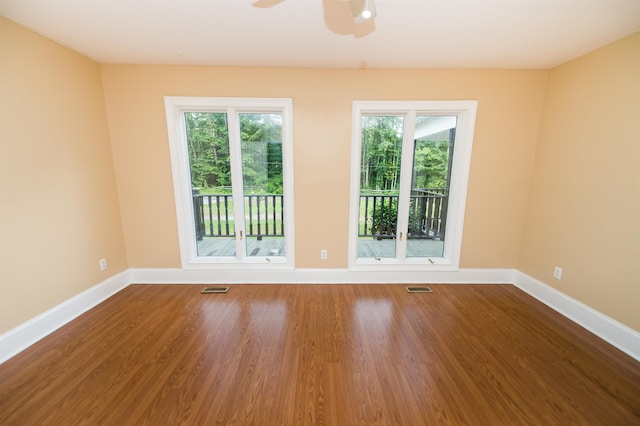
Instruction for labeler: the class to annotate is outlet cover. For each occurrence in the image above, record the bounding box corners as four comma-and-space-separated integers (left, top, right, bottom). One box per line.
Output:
99, 258, 108, 271
553, 266, 562, 280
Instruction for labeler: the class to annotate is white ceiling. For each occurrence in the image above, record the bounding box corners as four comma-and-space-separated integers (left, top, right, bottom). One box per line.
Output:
1, 0, 639, 69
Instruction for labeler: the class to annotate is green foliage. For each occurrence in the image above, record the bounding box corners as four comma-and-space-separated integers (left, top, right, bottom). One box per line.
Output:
411, 140, 450, 189
185, 112, 284, 194
360, 116, 403, 192
185, 113, 232, 190
360, 116, 451, 193
368, 199, 429, 237
370, 199, 398, 237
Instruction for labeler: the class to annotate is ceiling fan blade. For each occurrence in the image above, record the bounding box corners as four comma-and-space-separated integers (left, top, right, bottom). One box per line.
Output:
252, 0, 286, 8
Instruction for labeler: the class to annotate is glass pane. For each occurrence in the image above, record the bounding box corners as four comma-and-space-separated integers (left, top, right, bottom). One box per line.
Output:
357, 115, 404, 259
184, 112, 236, 257
406, 115, 457, 258
239, 113, 285, 257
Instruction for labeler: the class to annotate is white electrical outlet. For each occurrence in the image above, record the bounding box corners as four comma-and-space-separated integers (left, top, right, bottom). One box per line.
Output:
320, 249, 328, 260
99, 258, 108, 271
553, 266, 563, 280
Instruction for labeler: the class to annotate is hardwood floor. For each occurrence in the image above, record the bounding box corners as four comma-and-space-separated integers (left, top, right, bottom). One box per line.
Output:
0, 284, 638, 425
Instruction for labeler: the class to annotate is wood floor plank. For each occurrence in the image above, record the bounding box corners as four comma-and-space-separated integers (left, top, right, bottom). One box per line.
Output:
0, 284, 638, 425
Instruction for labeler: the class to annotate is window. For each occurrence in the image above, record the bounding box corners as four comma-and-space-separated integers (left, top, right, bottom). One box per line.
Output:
165, 97, 295, 269
348, 101, 477, 270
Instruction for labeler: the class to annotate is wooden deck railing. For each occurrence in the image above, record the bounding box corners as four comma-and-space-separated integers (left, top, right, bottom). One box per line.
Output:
359, 188, 448, 240
194, 188, 446, 242
193, 192, 284, 240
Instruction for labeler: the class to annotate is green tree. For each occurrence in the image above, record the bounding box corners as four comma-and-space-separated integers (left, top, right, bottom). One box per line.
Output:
185, 112, 231, 191
240, 113, 283, 194
360, 116, 403, 193
185, 112, 284, 194
411, 140, 450, 189
360, 116, 451, 193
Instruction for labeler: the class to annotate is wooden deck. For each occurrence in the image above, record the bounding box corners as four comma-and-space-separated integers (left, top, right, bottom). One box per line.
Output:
1, 284, 638, 425
357, 237, 444, 258
197, 237, 285, 257
197, 237, 444, 258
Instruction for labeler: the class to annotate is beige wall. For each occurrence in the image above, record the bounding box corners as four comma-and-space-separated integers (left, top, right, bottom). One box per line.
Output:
101, 66, 547, 270
518, 33, 640, 331
0, 18, 127, 333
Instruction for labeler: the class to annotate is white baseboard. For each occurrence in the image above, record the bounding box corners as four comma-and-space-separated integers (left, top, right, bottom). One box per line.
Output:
129, 267, 516, 284
2, 268, 637, 364
0, 270, 131, 364
513, 270, 640, 361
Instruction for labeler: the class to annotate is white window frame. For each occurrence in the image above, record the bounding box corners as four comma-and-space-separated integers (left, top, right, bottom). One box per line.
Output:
164, 97, 295, 270
348, 100, 478, 271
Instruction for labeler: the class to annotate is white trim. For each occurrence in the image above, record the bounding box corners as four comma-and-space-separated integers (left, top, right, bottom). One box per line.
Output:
513, 270, 640, 361
129, 267, 515, 284
0, 270, 131, 364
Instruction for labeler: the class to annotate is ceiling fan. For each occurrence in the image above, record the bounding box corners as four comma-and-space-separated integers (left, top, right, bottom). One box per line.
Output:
349, 0, 377, 23
252, 0, 377, 24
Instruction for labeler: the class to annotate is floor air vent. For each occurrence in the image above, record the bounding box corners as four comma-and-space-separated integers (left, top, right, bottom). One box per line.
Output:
406, 286, 432, 293
201, 287, 230, 294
